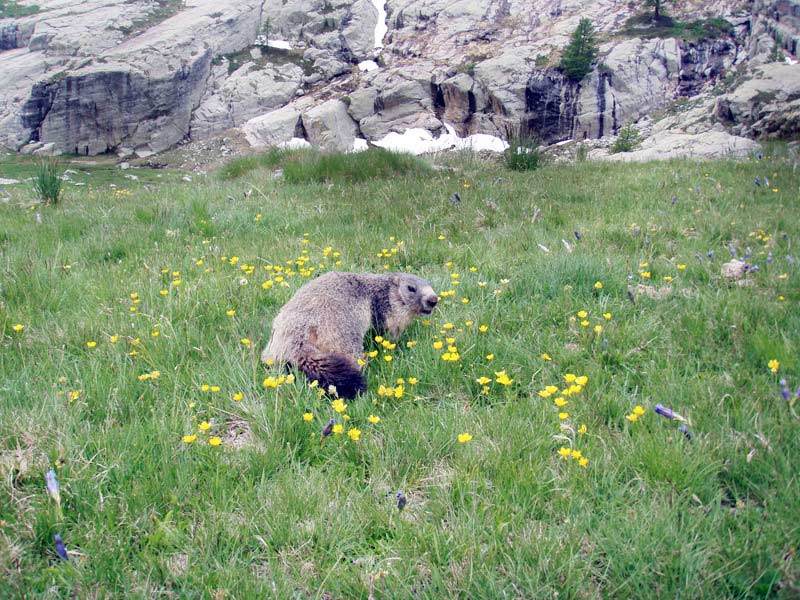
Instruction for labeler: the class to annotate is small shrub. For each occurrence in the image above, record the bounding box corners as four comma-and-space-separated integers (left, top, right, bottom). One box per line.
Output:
504, 137, 545, 171
33, 158, 63, 205
576, 144, 588, 162
610, 123, 641, 154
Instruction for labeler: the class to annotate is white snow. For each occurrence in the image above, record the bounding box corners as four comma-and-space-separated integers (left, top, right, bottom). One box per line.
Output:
279, 138, 312, 150
0, 178, 20, 185
358, 60, 380, 72
372, 123, 509, 155
352, 138, 369, 152
267, 40, 292, 50
370, 0, 388, 49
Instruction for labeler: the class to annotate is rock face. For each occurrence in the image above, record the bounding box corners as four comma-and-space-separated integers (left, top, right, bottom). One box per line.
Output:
0, 0, 799, 157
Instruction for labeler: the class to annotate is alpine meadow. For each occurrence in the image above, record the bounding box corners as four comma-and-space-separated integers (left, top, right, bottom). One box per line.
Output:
0, 146, 798, 598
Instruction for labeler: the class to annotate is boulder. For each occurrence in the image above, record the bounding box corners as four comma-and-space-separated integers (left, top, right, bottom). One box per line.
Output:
303, 99, 358, 152
242, 104, 307, 147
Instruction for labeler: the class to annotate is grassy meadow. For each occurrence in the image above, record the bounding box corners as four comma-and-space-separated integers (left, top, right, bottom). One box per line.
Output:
0, 146, 798, 598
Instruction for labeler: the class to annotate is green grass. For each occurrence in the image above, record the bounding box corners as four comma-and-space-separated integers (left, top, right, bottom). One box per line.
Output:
1, 145, 799, 598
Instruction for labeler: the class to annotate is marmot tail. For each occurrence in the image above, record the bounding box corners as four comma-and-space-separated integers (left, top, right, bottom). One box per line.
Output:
296, 352, 367, 399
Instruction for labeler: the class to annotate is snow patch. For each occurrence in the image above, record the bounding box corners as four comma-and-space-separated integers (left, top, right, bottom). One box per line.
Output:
267, 40, 292, 50
370, 0, 387, 49
372, 124, 508, 155
352, 138, 369, 152
359, 60, 380, 72
0, 178, 20, 185
279, 138, 312, 150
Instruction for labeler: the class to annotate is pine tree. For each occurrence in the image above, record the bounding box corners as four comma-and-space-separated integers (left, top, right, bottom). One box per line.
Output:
559, 18, 599, 82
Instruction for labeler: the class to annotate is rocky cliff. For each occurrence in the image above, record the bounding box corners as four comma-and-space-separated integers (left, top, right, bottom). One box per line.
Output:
0, 0, 798, 159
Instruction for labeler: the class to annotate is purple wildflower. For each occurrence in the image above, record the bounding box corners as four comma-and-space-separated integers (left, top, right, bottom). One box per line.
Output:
767, 252, 773, 265
755, 177, 761, 186
707, 250, 714, 259
45, 470, 60, 506
678, 423, 693, 441
574, 230, 581, 241
320, 418, 335, 444
54, 534, 68, 560
396, 492, 407, 511
654, 403, 688, 422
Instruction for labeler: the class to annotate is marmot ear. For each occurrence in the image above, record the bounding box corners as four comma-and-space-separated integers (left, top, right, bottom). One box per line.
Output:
392, 275, 400, 286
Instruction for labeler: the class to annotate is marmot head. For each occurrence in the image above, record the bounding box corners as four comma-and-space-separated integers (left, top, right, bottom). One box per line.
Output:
392, 274, 438, 315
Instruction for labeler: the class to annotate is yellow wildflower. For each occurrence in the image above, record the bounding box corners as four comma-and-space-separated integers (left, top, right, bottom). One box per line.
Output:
594, 281, 603, 289
558, 447, 571, 458
457, 433, 473, 443
677, 264, 686, 270
558, 412, 569, 420
570, 449, 582, 459
183, 434, 197, 444
541, 353, 552, 361
486, 354, 495, 361
86, 341, 97, 348
768, 359, 780, 374
578, 424, 587, 435
626, 413, 639, 423
303, 412, 314, 422
554, 397, 568, 407
494, 370, 513, 385
433, 341, 443, 350
347, 428, 361, 441
633, 405, 646, 416
575, 375, 588, 386
241, 338, 252, 346
226, 309, 236, 316
579, 457, 588, 468
603, 313, 612, 320
476, 376, 491, 386
332, 424, 344, 435
208, 437, 222, 447
199, 421, 211, 431
233, 392, 243, 401
594, 325, 603, 334
478, 325, 488, 333
367, 415, 381, 424
11, 323, 24, 332
577, 310, 588, 319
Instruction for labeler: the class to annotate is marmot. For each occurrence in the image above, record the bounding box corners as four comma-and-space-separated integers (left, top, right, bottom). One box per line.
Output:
261, 271, 438, 398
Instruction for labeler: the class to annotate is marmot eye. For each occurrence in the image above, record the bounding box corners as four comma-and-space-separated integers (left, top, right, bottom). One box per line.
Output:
407, 285, 417, 293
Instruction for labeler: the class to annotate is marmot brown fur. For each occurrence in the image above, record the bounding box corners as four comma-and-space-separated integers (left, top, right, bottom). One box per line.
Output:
261, 271, 438, 398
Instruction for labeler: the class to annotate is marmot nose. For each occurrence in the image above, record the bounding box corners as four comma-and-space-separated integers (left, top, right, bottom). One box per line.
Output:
424, 296, 438, 308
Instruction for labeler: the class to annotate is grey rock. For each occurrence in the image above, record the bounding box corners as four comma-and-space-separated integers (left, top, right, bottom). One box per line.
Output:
303, 99, 358, 151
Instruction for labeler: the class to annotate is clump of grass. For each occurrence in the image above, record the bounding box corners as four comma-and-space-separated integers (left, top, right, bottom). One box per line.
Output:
218, 147, 288, 180
503, 136, 544, 171
32, 158, 63, 205
0, 0, 40, 17
219, 147, 432, 183
620, 14, 733, 41
610, 123, 641, 154
282, 148, 431, 184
